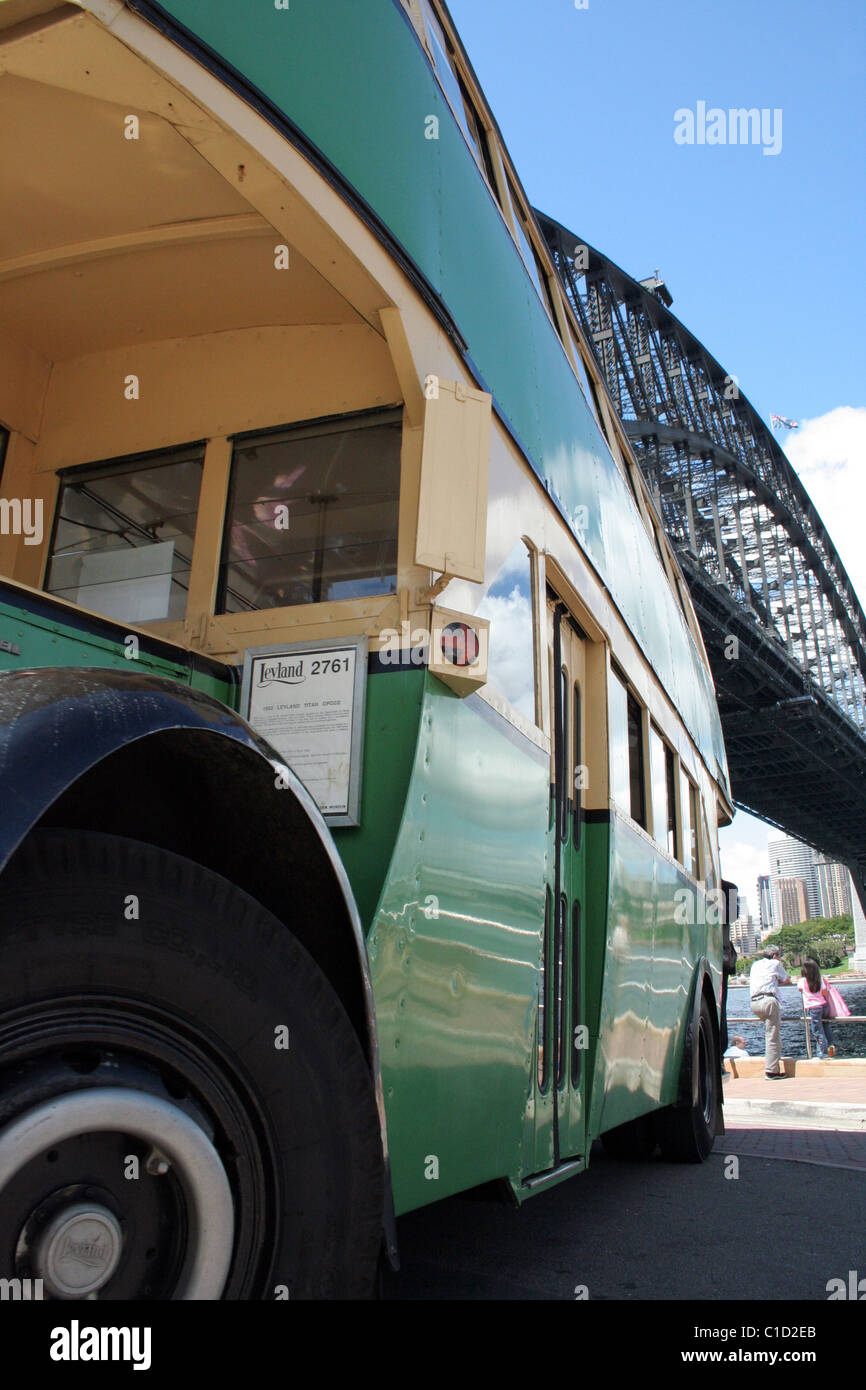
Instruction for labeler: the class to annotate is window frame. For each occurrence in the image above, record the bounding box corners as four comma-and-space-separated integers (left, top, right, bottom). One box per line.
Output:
417, 0, 499, 195
45, 439, 207, 627
679, 768, 701, 879
649, 720, 679, 860
608, 662, 647, 831
215, 406, 403, 617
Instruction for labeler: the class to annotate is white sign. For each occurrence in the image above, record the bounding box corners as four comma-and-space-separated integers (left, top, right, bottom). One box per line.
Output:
241, 637, 366, 825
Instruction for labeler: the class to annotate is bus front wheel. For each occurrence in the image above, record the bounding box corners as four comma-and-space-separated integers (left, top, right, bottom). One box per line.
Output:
0, 829, 383, 1300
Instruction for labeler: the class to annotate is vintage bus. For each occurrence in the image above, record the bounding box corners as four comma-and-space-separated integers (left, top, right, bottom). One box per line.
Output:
0, 0, 733, 1299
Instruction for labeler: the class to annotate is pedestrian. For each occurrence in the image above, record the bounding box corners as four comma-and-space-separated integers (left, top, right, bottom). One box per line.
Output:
749, 945, 792, 1079
723, 1035, 749, 1059
797, 958, 836, 1059
720, 919, 737, 1053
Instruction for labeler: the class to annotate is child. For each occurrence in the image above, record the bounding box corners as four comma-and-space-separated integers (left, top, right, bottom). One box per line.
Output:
798, 960, 836, 1058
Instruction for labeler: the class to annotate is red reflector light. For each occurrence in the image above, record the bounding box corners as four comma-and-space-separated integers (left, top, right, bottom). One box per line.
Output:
441, 621, 479, 667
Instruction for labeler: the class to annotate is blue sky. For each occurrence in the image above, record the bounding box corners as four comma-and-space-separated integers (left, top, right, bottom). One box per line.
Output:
446, 0, 866, 911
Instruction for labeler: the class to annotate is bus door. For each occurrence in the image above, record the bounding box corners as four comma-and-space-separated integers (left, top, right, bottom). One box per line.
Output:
530, 593, 588, 1173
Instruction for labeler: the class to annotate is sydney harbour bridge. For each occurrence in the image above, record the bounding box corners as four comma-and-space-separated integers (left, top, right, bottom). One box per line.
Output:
538, 212, 866, 924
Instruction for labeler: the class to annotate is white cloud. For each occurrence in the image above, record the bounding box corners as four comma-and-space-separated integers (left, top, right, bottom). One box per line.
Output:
478, 584, 535, 720
783, 406, 866, 609
719, 812, 771, 918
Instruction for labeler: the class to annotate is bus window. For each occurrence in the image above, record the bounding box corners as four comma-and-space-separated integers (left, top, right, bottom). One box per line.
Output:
218, 409, 401, 613
609, 669, 646, 828
665, 745, 679, 860
572, 679, 582, 849
567, 325, 595, 407
559, 667, 569, 842
609, 670, 630, 812
650, 724, 678, 859
700, 803, 718, 891
627, 692, 646, 827
419, 0, 497, 190
475, 539, 535, 721
680, 770, 699, 877
45, 444, 204, 624
504, 175, 551, 311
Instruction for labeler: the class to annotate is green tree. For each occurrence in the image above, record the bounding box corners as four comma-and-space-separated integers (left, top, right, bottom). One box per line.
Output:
812, 943, 842, 969
762, 925, 810, 964
763, 916, 854, 965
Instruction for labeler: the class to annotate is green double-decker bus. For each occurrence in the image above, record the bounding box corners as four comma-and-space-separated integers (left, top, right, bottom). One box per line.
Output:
0, 0, 733, 1298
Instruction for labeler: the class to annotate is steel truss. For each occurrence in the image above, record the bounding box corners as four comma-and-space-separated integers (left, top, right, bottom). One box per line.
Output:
538, 212, 866, 902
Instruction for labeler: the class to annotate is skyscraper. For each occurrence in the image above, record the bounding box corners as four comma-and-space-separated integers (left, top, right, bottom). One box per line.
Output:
813, 859, 853, 918
757, 874, 774, 932
768, 835, 819, 925
766, 834, 856, 928
777, 877, 808, 927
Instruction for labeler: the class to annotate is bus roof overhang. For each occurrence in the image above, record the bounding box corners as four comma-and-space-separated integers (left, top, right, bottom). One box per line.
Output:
0, 0, 399, 373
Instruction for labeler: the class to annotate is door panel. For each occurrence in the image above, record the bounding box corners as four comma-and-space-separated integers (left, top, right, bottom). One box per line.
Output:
529, 593, 587, 1171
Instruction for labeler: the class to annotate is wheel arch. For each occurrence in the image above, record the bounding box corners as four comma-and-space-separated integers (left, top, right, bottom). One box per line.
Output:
0, 667, 398, 1262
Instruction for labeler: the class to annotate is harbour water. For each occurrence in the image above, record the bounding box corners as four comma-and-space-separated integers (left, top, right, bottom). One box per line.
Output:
726, 980, 866, 1059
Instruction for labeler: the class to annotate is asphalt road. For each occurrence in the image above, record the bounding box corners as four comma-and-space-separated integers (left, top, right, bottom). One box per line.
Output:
382, 1141, 865, 1301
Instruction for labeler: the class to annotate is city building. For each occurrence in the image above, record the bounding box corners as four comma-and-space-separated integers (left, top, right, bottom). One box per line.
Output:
776, 877, 808, 927
814, 859, 853, 919
730, 914, 760, 955
767, 833, 859, 929
757, 874, 774, 932
768, 835, 819, 922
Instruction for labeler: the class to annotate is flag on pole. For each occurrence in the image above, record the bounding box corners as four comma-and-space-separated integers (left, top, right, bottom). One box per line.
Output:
771, 414, 799, 430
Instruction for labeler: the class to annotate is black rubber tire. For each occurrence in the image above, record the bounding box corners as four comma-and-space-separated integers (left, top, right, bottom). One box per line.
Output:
0, 830, 383, 1299
654, 994, 719, 1164
600, 1113, 657, 1161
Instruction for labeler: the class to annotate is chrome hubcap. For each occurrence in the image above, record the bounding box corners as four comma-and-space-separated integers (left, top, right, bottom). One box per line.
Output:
0, 1087, 235, 1299
36, 1201, 123, 1298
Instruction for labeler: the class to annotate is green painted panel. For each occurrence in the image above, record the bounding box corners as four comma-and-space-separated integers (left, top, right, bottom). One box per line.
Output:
587, 812, 722, 1140
581, 818, 610, 1133
332, 668, 425, 930
0, 598, 193, 683
0, 585, 236, 706
368, 675, 549, 1214
153, 0, 728, 790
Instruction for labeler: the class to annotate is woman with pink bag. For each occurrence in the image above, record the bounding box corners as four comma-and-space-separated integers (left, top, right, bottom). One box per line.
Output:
798, 958, 842, 1057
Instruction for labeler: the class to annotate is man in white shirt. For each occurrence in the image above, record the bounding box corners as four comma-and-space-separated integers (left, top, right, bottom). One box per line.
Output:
749, 945, 792, 1079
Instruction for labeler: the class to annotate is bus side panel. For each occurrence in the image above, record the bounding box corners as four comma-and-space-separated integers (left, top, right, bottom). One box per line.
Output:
332, 667, 426, 931
0, 587, 233, 703
582, 815, 611, 1131
588, 813, 722, 1140
369, 674, 548, 1216
649, 855, 722, 1109
588, 811, 655, 1137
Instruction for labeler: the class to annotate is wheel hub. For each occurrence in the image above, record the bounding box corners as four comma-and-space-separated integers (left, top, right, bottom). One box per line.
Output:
0, 1087, 235, 1299
35, 1201, 123, 1298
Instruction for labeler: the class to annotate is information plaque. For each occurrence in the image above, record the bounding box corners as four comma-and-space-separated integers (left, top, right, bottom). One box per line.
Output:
240, 636, 367, 827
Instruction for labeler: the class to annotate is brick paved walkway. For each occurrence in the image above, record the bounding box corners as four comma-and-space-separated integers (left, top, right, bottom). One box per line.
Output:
724, 1072, 866, 1106
715, 1125, 866, 1172
714, 1068, 866, 1170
